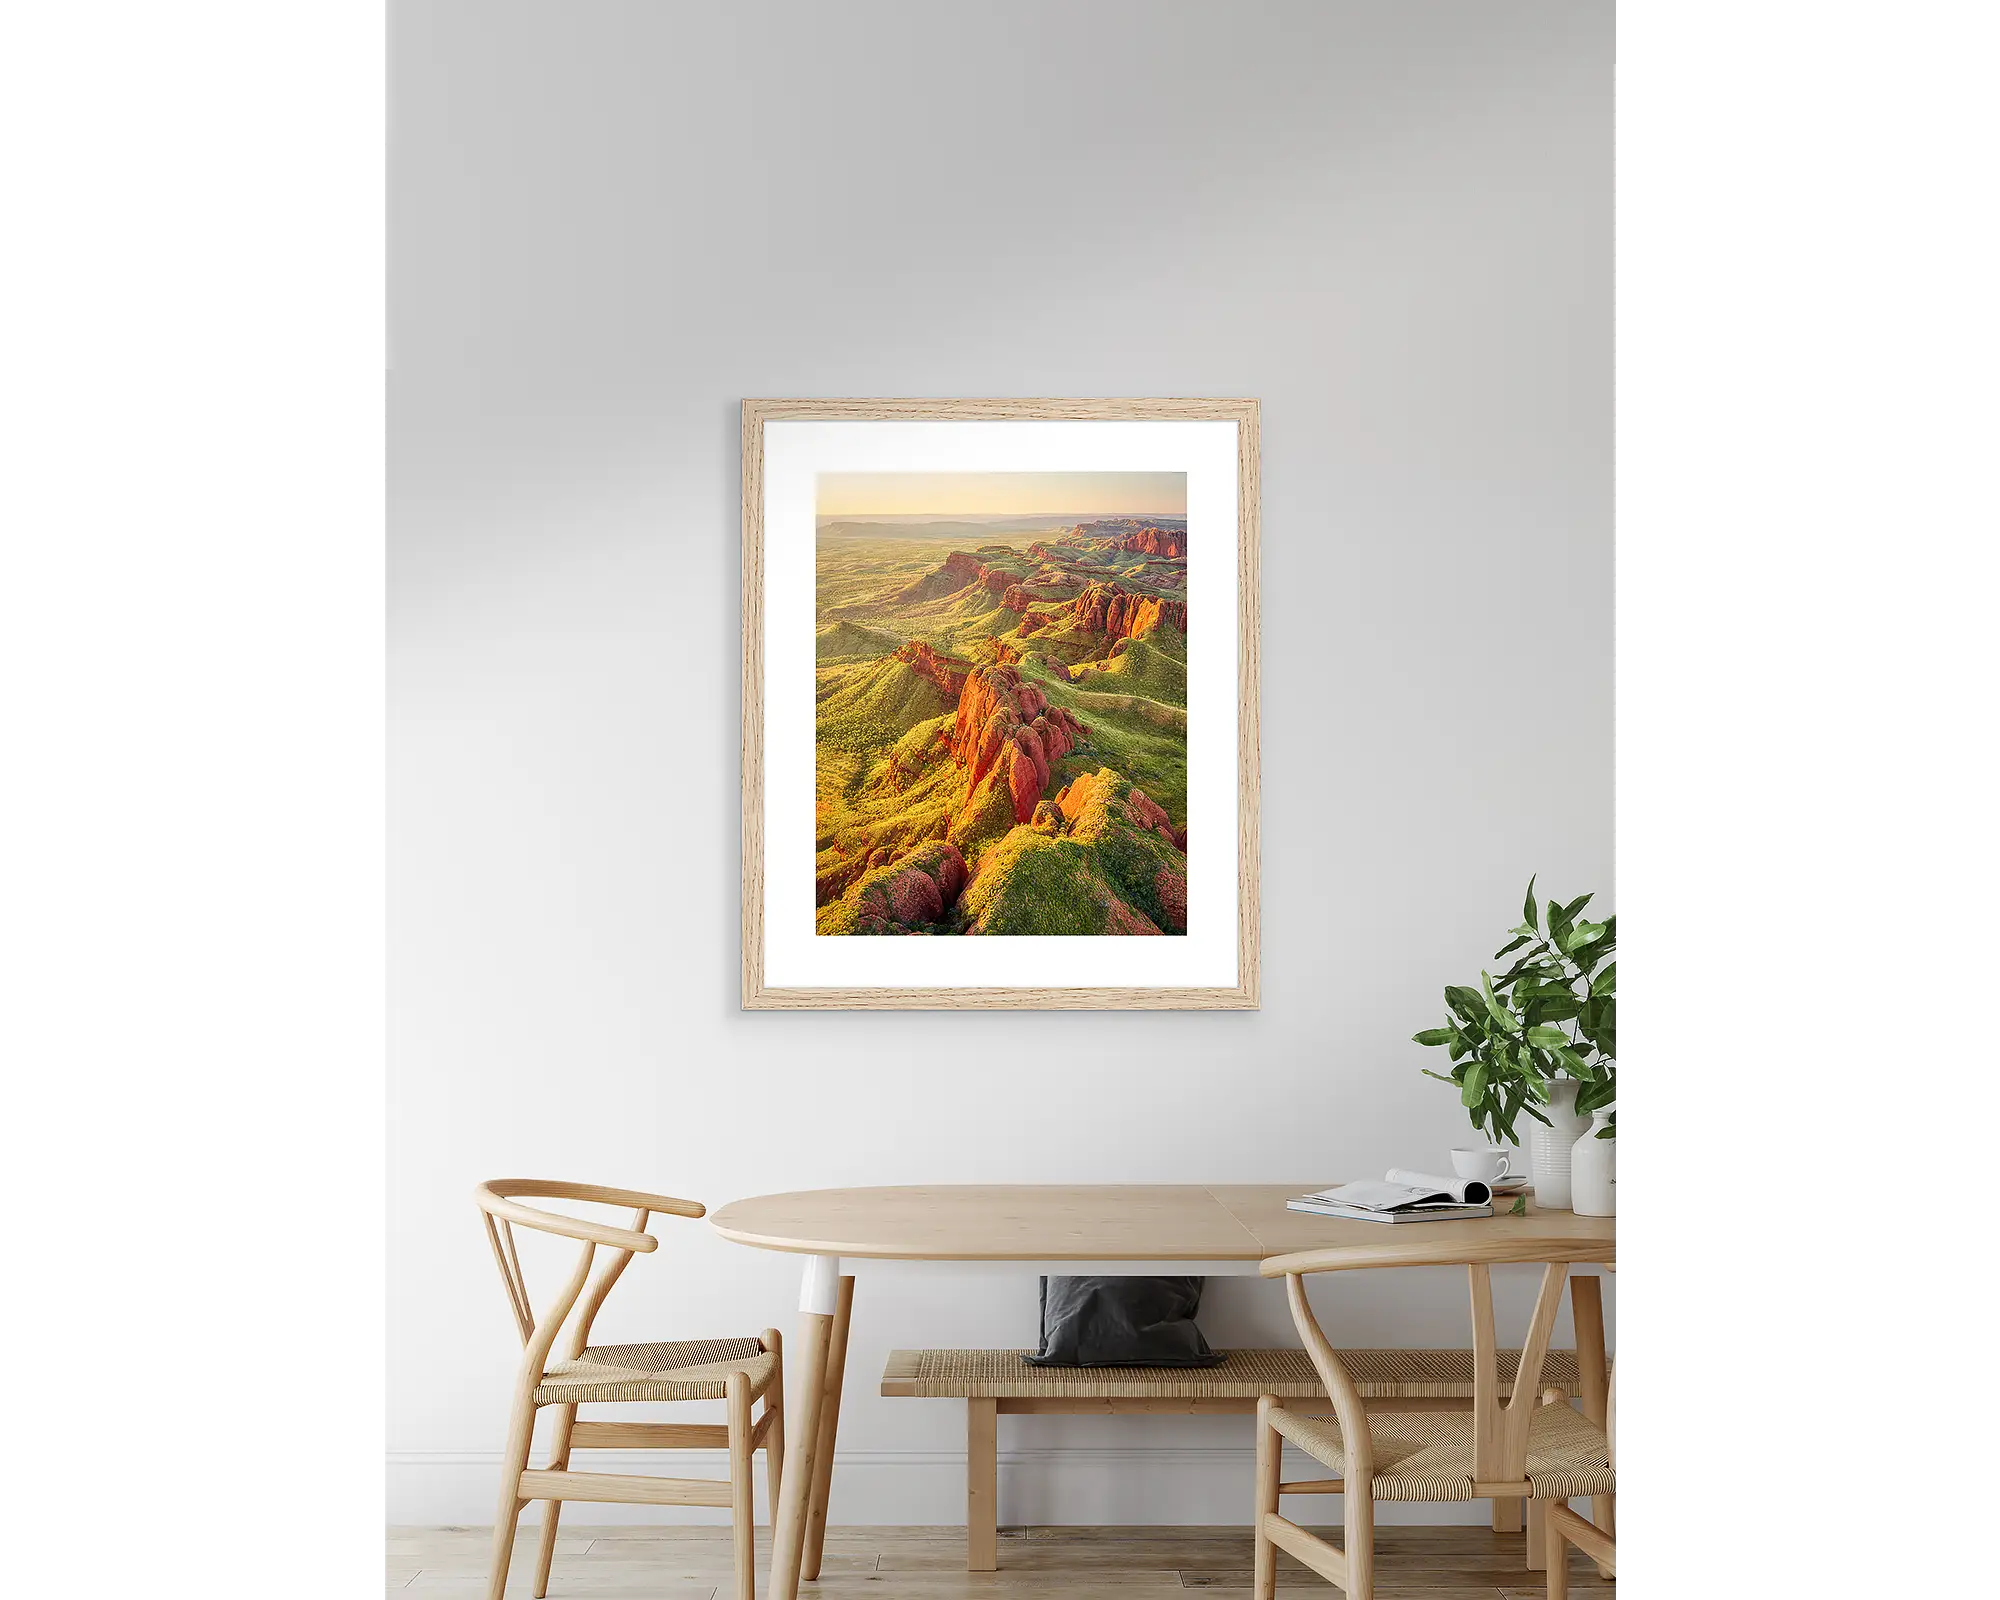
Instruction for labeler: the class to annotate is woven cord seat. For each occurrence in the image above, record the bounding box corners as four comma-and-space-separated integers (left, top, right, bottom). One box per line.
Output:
1269, 1395, 1615, 1503
886, 1346, 1580, 1400
534, 1337, 777, 1406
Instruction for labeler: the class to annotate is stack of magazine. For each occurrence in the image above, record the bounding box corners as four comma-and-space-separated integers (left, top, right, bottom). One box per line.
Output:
1287, 1169, 1495, 1224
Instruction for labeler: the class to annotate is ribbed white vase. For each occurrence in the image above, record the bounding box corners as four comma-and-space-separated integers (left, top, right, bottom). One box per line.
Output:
1572, 1110, 1616, 1216
1529, 1079, 1588, 1210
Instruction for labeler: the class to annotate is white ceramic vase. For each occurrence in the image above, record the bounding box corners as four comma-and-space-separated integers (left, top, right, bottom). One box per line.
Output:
1571, 1109, 1616, 1216
1529, 1079, 1588, 1210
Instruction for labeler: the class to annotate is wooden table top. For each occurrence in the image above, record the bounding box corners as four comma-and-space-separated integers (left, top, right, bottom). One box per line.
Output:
708, 1184, 1614, 1265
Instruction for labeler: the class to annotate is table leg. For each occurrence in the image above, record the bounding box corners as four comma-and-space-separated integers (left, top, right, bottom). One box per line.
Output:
769, 1254, 840, 1600
1570, 1273, 1615, 1576
801, 1274, 855, 1581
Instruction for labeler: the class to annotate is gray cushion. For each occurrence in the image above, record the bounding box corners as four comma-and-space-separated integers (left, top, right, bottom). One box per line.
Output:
1024, 1276, 1223, 1367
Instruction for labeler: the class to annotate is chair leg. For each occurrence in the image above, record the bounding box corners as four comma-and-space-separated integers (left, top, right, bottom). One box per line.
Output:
966, 1397, 998, 1573
1252, 1397, 1281, 1600
1343, 1478, 1375, 1600
761, 1329, 786, 1524
729, 1372, 757, 1600
531, 1403, 577, 1598
1545, 1505, 1569, 1600
1569, 1275, 1615, 1577
486, 1391, 537, 1600
1588, 1495, 1615, 1578
1492, 1497, 1523, 1534
1525, 1497, 1547, 1570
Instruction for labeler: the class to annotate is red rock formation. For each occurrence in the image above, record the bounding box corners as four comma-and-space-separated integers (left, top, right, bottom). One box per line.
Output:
846, 841, 969, 933
1117, 525, 1188, 559
1127, 788, 1172, 834
893, 638, 969, 701
1063, 582, 1188, 642
949, 664, 1090, 824
893, 549, 986, 604
1154, 867, 1187, 931
1000, 584, 1035, 613
888, 869, 943, 925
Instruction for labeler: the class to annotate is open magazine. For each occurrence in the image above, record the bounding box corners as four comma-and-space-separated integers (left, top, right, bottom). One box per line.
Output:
1287, 1169, 1494, 1224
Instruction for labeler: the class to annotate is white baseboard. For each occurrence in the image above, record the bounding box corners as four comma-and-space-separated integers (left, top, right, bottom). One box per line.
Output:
389, 1448, 1496, 1528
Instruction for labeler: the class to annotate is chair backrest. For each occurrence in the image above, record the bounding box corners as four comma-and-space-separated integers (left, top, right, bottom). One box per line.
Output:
1260, 1237, 1612, 1489
474, 1180, 706, 1385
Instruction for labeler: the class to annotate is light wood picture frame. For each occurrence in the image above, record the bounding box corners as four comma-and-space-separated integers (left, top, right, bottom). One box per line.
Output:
742, 398, 1260, 1009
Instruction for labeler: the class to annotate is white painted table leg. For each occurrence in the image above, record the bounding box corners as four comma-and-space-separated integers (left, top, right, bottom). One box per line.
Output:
769, 1255, 840, 1600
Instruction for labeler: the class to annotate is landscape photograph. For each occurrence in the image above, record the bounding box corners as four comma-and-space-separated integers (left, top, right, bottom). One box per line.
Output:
815, 470, 1191, 936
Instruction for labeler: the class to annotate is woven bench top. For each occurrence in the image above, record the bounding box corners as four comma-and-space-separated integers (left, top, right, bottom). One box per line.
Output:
881, 1347, 1580, 1400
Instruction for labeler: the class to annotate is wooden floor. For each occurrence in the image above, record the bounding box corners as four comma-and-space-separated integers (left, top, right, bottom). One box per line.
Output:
389, 1524, 1607, 1599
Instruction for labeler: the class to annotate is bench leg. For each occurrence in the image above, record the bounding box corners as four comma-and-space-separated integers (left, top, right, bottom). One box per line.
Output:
967, 1397, 997, 1572
1491, 1496, 1523, 1533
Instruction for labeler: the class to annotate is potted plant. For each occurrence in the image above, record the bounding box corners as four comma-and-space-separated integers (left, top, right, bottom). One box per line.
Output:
1412, 878, 1614, 1209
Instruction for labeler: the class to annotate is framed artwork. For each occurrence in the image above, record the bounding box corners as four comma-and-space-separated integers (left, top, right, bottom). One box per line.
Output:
741, 398, 1259, 1009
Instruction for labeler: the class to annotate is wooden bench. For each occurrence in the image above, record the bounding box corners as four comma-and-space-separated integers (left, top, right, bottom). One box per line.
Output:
882, 1347, 1582, 1570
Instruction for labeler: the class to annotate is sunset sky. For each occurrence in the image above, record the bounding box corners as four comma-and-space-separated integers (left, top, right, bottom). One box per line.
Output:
817, 470, 1186, 519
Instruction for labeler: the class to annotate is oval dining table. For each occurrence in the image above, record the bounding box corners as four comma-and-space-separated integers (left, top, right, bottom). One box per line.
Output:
709, 1184, 1614, 1600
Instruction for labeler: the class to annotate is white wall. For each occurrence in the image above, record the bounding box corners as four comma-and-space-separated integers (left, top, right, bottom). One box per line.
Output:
389, 0, 1612, 1525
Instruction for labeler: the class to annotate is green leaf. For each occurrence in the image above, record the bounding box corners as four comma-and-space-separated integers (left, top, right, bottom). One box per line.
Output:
1509, 1195, 1528, 1216
1493, 934, 1531, 958
1527, 997, 1581, 1025
1444, 986, 1487, 1026
1560, 893, 1594, 924
1524, 1024, 1571, 1048
1575, 1077, 1616, 1114
1421, 1068, 1458, 1085
1591, 963, 1616, 997
1447, 1033, 1469, 1061
1523, 875, 1539, 932
1461, 1060, 1489, 1107
1478, 972, 1519, 1033
1412, 1028, 1456, 1047
1562, 920, 1605, 953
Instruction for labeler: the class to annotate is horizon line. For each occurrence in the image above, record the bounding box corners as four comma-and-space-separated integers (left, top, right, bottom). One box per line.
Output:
816, 510, 1187, 523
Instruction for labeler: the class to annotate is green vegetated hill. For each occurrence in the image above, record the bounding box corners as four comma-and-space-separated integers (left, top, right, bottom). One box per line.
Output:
812, 518, 1192, 936
815, 656, 955, 755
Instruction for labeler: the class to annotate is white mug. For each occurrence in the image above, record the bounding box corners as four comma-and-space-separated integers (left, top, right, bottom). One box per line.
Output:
1450, 1146, 1515, 1184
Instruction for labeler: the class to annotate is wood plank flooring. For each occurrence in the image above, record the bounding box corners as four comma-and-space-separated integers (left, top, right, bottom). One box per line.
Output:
390, 1525, 1607, 1598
